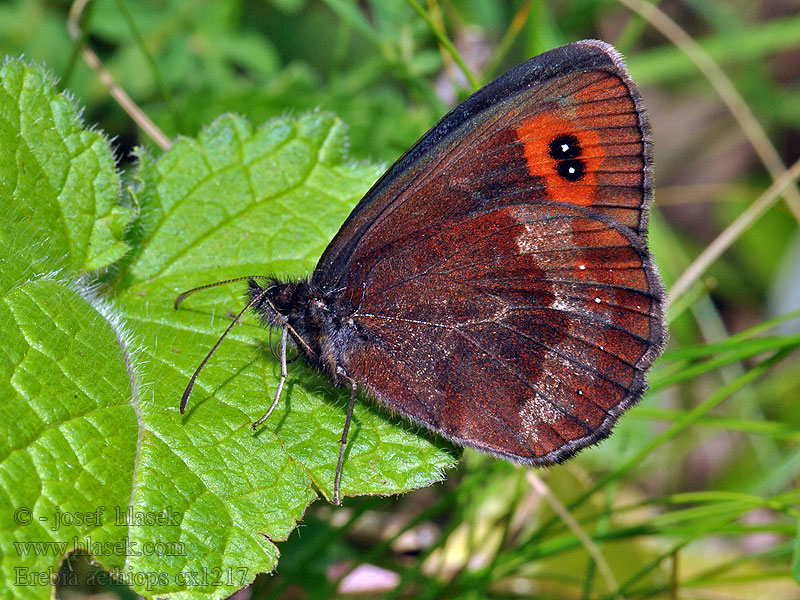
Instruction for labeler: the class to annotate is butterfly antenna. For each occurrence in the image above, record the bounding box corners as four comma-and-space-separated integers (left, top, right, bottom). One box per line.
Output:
179, 283, 275, 414
174, 275, 274, 310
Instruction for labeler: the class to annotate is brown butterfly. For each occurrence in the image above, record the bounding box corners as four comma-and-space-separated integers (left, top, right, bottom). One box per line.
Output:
177, 40, 667, 505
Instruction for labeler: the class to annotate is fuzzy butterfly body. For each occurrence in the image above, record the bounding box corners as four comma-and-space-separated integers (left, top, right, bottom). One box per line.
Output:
180, 40, 667, 504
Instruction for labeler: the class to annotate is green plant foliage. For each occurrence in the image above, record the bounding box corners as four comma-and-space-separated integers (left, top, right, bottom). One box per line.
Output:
2, 1, 800, 599
0, 58, 457, 599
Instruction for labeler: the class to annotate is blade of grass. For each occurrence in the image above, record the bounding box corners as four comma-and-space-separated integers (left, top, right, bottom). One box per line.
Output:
664, 490, 791, 508
627, 12, 800, 85
320, 0, 382, 46
724, 308, 800, 343
618, 0, 800, 228
669, 156, 800, 303
611, 485, 800, 598
471, 470, 528, 597
526, 472, 621, 598
688, 541, 794, 590
406, 0, 478, 89
631, 409, 800, 443
61, 0, 97, 89
610, 510, 744, 598
383, 462, 509, 600
792, 518, 800, 585
114, 0, 184, 132
321, 0, 446, 113
425, 0, 462, 98
615, 0, 661, 53
68, 0, 170, 149
482, 1, 531, 83
581, 479, 618, 600
651, 334, 800, 389
630, 541, 794, 598
524, 0, 563, 57
659, 308, 800, 362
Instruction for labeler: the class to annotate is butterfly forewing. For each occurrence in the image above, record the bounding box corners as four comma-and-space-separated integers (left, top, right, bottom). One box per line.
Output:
314, 41, 652, 289
317, 40, 665, 463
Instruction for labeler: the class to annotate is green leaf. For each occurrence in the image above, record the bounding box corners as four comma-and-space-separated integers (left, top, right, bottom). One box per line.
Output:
0, 58, 457, 599
0, 275, 139, 599
0, 58, 130, 273
0, 58, 137, 599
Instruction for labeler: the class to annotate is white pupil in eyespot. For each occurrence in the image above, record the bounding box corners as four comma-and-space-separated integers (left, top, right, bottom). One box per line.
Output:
561, 143, 569, 153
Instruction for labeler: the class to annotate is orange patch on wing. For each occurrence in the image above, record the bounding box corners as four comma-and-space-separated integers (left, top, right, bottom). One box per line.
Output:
515, 113, 602, 207
514, 73, 645, 227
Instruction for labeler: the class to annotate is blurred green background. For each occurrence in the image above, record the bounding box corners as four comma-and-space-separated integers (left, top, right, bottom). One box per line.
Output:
3, 0, 800, 598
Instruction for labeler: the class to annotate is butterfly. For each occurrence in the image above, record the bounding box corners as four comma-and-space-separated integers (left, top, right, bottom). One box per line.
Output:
176, 40, 667, 505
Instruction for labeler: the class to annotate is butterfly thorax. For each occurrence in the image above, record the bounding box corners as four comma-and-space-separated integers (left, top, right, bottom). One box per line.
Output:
247, 277, 351, 382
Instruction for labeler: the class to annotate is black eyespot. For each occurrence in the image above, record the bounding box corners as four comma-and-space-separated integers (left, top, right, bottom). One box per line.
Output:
556, 159, 586, 181
549, 134, 581, 160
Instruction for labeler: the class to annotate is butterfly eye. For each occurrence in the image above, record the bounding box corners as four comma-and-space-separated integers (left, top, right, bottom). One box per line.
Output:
272, 286, 295, 314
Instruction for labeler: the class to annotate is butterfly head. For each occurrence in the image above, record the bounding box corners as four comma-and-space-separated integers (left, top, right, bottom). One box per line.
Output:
248, 276, 351, 378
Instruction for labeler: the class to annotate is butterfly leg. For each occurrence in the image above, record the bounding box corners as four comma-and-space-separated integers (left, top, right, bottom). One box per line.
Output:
333, 368, 357, 506
252, 324, 289, 430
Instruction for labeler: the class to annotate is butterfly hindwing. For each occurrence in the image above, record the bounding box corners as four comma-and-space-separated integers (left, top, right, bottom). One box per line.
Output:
341, 202, 664, 462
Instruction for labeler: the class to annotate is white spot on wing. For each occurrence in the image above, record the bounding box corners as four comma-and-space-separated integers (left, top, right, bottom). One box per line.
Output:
520, 392, 561, 439
515, 222, 545, 255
